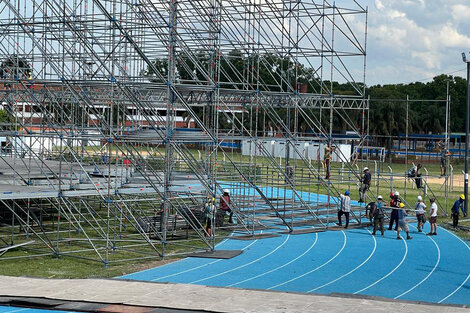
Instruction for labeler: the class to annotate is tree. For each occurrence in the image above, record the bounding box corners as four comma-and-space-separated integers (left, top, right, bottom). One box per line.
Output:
0, 55, 32, 81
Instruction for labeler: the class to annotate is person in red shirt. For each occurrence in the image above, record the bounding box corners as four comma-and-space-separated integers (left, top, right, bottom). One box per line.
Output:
219, 189, 233, 223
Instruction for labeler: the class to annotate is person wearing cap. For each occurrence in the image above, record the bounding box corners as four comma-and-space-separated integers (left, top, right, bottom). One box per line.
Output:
359, 167, 371, 203
388, 191, 401, 231
427, 198, 438, 236
414, 195, 427, 232
451, 194, 465, 228
338, 190, 351, 228
397, 202, 412, 240
204, 197, 216, 236
371, 195, 385, 236
219, 189, 233, 224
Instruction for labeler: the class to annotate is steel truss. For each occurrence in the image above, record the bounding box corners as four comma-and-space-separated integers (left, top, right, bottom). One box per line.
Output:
0, 0, 368, 265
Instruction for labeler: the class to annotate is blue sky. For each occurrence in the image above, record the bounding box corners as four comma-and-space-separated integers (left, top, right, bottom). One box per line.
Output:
363, 0, 470, 85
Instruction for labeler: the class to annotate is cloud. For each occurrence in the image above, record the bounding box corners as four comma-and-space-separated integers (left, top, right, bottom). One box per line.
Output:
375, 0, 384, 10
451, 4, 470, 21
362, 0, 470, 84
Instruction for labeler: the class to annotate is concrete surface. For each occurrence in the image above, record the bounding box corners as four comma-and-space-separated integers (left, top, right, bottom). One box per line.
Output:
0, 276, 468, 313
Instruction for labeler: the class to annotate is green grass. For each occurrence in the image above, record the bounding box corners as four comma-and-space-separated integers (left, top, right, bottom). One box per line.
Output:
0, 250, 172, 279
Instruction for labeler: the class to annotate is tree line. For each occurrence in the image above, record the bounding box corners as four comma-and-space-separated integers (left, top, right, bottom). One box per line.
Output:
144, 50, 466, 138
1, 53, 465, 138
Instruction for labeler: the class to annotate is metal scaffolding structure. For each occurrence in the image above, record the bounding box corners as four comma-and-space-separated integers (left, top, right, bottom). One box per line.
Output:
0, 0, 368, 265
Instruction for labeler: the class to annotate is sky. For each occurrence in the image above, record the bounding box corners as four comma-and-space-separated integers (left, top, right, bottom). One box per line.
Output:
363, 0, 470, 85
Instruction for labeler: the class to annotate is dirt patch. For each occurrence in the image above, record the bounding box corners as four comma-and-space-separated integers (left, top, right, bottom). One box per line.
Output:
426, 174, 464, 188
120, 258, 181, 277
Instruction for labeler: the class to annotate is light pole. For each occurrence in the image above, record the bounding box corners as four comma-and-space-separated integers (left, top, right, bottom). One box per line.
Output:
462, 52, 470, 215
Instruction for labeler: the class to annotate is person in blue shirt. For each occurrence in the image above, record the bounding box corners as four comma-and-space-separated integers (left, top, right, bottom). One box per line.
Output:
451, 194, 465, 227
397, 202, 412, 240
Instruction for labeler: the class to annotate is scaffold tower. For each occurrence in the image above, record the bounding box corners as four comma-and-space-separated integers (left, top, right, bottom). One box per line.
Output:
0, 0, 368, 265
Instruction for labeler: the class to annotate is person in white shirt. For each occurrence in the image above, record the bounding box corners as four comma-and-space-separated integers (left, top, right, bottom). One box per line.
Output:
414, 195, 427, 232
338, 190, 351, 228
427, 198, 438, 236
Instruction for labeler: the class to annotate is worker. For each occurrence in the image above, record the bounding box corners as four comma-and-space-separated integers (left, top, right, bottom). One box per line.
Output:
359, 167, 371, 203
337, 190, 351, 228
414, 195, 427, 232
451, 194, 465, 228
219, 189, 233, 224
388, 191, 401, 231
397, 202, 412, 240
371, 195, 385, 236
408, 163, 423, 188
439, 142, 451, 177
427, 198, 438, 236
324, 144, 335, 180
365, 201, 375, 222
204, 197, 216, 236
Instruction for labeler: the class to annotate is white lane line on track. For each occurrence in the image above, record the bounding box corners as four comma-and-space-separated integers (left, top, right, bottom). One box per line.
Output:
308, 229, 377, 293
267, 231, 347, 290
353, 233, 408, 294
227, 232, 319, 287
438, 227, 470, 303
151, 232, 261, 281
394, 225, 440, 299
189, 233, 291, 284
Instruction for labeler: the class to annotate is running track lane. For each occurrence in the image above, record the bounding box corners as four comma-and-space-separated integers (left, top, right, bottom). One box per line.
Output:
121, 225, 470, 306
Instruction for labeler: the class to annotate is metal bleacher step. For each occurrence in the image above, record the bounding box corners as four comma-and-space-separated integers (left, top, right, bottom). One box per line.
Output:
277, 228, 326, 235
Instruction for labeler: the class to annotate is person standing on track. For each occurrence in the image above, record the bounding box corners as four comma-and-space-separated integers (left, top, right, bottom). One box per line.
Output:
414, 195, 427, 232
359, 167, 371, 203
451, 194, 465, 228
427, 198, 438, 236
371, 195, 385, 236
397, 202, 412, 240
338, 190, 351, 229
388, 191, 401, 231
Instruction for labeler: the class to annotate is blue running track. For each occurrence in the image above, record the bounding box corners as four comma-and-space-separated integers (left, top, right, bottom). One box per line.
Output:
121, 188, 470, 306
0, 307, 74, 313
